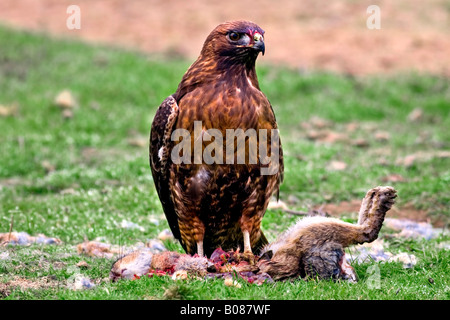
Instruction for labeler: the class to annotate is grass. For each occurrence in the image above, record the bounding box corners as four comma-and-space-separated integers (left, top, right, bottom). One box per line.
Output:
0, 26, 449, 300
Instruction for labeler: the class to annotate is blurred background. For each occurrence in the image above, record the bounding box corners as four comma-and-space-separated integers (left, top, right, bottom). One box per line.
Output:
0, 1, 448, 225
0, 0, 449, 300
1, 0, 449, 75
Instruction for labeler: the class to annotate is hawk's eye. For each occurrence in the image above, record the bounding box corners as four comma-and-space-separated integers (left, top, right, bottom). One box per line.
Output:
228, 32, 241, 41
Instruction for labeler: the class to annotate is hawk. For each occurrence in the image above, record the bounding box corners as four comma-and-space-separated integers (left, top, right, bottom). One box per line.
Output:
149, 21, 283, 258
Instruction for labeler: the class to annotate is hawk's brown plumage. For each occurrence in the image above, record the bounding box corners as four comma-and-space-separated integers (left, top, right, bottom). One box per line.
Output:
150, 21, 284, 257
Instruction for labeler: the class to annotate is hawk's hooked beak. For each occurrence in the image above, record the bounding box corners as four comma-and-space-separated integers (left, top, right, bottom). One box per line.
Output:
251, 32, 265, 56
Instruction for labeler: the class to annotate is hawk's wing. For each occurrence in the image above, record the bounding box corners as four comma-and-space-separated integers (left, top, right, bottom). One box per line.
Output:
149, 95, 184, 248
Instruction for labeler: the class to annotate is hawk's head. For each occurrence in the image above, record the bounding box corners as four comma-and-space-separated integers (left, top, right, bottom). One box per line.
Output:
175, 21, 266, 98
201, 21, 265, 64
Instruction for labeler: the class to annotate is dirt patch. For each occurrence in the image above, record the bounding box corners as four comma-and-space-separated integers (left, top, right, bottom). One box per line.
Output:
316, 200, 446, 227
315, 199, 362, 217
0, 0, 449, 75
0, 276, 61, 297
0, 177, 29, 187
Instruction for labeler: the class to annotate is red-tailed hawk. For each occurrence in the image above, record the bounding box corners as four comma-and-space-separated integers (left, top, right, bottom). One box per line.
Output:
149, 21, 283, 258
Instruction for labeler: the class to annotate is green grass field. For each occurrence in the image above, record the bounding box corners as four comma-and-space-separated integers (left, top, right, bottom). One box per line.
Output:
0, 26, 449, 300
